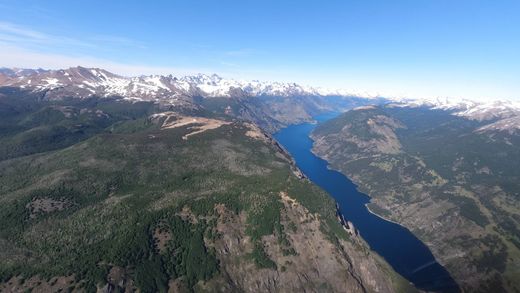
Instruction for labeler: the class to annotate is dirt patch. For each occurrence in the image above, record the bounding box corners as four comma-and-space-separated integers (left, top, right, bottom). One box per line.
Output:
177, 206, 199, 224
105, 266, 135, 291
50, 105, 77, 118
279, 191, 298, 207
151, 111, 231, 139
354, 105, 377, 111
168, 278, 190, 293
26, 197, 70, 218
244, 123, 268, 142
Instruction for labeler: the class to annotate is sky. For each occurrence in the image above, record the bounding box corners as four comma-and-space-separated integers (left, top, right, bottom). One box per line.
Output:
0, 0, 519, 101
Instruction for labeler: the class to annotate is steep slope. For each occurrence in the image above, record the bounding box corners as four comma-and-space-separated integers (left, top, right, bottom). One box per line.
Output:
0, 94, 414, 292
311, 105, 520, 292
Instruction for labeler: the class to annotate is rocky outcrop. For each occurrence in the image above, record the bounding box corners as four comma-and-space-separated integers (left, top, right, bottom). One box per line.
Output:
208, 194, 412, 293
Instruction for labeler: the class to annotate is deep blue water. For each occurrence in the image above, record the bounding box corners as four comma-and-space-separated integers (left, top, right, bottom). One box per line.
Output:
274, 113, 459, 292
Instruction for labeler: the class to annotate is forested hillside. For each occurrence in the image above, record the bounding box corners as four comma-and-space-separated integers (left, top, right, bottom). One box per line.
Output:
311, 105, 520, 292
0, 89, 412, 292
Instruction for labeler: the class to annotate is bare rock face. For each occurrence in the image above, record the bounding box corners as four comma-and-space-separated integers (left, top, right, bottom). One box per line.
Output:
208, 193, 409, 293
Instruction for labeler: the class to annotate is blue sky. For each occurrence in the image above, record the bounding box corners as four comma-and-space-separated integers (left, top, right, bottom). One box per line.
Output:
0, 0, 519, 100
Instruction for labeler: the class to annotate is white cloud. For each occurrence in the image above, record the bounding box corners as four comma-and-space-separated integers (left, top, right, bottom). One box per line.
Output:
0, 43, 207, 76
0, 22, 48, 40
0, 21, 234, 77
0, 21, 95, 48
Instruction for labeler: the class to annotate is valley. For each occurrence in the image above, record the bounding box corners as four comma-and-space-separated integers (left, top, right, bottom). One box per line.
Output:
274, 114, 458, 292
0, 82, 411, 292
1, 67, 519, 292
1, 1, 518, 292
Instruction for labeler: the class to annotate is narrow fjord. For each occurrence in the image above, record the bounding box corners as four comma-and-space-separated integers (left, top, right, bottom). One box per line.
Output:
275, 113, 459, 292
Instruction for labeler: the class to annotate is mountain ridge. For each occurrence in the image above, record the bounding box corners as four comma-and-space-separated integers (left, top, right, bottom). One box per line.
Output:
0, 87, 415, 292
2, 66, 520, 133
0, 66, 362, 100
310, 105, 520, 292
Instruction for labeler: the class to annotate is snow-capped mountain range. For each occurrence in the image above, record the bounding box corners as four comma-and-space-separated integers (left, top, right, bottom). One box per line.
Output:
389, 97, 520, 121
1, 66, 519, 132
0, 66, 352, 100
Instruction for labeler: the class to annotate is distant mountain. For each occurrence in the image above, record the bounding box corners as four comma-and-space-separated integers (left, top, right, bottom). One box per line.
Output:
389, 97, 520, 132
2, 66, 519, 133
0, 66, 381, 132
0, 66, 355, 100
0, 68, 49, 77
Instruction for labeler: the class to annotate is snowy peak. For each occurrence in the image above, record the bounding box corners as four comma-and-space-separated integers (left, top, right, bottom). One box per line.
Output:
180, 73, 224, 85
453, 100, 520, 121
387, 97, 520, 133
476, 116, 520, 135
65, 66, 121, 82
0, 67, 352, 100
388, 96, 520, 120
1, 66, 519, 133
0, 66, 123, 92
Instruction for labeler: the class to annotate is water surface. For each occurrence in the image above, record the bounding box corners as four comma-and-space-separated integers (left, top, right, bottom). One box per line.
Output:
274, 113, 458, 292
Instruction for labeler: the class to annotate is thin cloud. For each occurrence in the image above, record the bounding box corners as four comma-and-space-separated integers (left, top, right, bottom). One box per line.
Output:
0, 21, 95, 48
0, 22, 48, 40
0, 21, 145, 51
89, 35, 148, 49
0, 43, 207, 77
0, 42, 300, 85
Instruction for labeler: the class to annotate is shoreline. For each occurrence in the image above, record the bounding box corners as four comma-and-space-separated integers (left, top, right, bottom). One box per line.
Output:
274, 116, 459, 291
309, 124, 411, 228
364, 203, 402, 226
